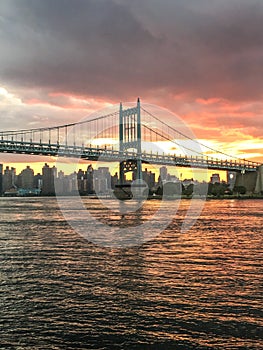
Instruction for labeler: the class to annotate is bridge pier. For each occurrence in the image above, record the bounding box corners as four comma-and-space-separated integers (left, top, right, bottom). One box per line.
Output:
255, 165, 263, 193
115, 99, 144, 199
118, 98, 142, 184
234, 171, 257, 193
234, 166, 263, 194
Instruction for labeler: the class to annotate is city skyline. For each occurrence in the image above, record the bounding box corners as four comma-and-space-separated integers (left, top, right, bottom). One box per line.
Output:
0, 160, 227, 183
3, 159, 257, 199
1, 160, 227, 195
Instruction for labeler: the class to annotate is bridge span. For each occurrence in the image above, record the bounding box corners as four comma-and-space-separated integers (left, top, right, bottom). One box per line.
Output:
0, 138, 259, 173
0, 99, 262, 192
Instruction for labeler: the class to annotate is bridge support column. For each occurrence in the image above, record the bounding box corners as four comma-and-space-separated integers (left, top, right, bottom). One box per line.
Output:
136, 159, 142, 180
118, 98, 142, 184
234, 171, 258, 193
255, 165, 263, 193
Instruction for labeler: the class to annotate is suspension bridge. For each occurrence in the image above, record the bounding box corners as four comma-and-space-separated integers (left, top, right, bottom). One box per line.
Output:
0, 99, 261, 184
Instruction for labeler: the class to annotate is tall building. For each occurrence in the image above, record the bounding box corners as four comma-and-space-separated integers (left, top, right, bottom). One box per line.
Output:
159, 166, 168, 182
86, 165, 94, 194
143, 168, 155, 189
54, 171, 67, 195
3, 166, 16, 193
0, 164, 3, 195
111, 172, 119, 189
93, 167, 111, 194
42, 163, 57, 195
34, 173, 43, 190
70, 172, 78, 193
19, 166, 34, 189
77, 169, 85, 194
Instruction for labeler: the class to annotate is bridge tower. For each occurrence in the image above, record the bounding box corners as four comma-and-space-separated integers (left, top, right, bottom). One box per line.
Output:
119, 98, 142, 184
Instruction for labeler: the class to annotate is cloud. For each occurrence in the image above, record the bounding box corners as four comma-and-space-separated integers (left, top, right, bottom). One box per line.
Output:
0, 0, 262, 164
0, 0, 161, 101
0, 85, 111, 131
0, 0, 263, 102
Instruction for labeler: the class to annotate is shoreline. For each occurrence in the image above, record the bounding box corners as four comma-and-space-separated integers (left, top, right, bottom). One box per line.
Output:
1, 194, 263, 200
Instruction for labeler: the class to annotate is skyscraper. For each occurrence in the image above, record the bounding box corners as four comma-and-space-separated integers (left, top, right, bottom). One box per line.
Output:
143, 168, 155, 189
0, 164, 3, 195
3, 166, 16, 193
42, 163, 57, 195
93, 167, 111, 194
86, 165, 94, 194
159, 166, 168, 182
34, 173, 43, 190
77, 169, 85, 194
19, 166, 34, 189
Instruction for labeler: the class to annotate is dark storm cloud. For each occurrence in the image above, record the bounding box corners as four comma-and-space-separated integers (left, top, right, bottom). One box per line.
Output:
0, 0, 161, 100
0, 0, 263, 101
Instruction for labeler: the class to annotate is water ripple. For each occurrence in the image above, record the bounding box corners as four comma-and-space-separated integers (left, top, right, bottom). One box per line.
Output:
0, 197, 262, 349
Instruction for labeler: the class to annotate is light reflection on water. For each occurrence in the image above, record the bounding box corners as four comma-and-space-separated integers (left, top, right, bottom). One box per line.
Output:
0, 197, 262, 349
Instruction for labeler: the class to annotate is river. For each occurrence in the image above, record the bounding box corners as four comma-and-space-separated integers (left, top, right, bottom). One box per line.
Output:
0, 197, 262, 349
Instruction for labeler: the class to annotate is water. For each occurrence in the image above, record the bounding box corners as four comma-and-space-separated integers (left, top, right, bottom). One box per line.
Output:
0, 197, 262, 349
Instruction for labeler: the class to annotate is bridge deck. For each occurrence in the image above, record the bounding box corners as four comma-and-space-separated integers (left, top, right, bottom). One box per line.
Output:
0, 139, 259, 172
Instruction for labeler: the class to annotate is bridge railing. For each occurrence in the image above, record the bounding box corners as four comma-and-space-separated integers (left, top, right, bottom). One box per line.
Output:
0, 135, 260, 171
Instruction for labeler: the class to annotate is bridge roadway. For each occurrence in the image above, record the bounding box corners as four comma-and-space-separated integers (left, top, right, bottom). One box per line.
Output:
0, 138, 260, 172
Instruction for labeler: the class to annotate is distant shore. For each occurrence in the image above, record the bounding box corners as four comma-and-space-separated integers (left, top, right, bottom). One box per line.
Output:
2, 194, 263, 200
147, 194, 263, 200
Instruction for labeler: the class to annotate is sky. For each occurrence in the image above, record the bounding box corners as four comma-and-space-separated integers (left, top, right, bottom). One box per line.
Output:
0, 0, 263, 176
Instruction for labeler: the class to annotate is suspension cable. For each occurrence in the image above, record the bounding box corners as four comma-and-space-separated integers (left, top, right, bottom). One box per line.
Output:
142, 107, 259, 163
0, 110, 119, 134
143, 124, 206, 157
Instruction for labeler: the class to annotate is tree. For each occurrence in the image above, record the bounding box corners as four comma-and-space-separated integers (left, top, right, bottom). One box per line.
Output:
183, 183, 194, 197
209, 182, 229, 197
233, 185, 246, 195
